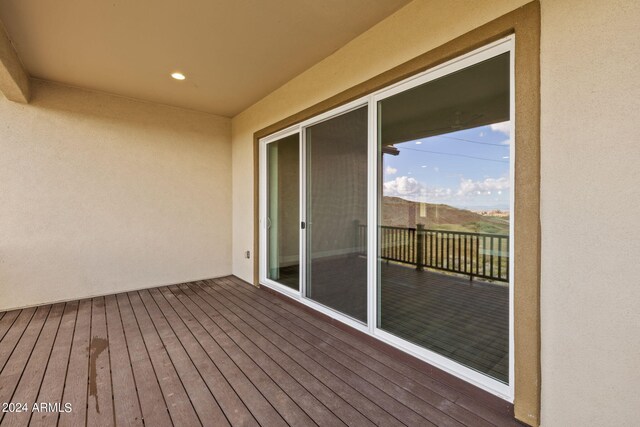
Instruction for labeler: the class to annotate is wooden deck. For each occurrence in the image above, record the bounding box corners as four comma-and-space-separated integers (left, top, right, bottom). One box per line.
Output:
0, 277, 518, 426
278, 258, 509, 382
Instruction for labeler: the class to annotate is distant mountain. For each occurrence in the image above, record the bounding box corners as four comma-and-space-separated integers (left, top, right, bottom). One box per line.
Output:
382, 196, 509, 234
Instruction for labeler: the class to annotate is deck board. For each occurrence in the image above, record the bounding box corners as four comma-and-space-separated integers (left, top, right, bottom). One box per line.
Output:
58, 299, 91, 427
150, 287, 259, 427
126, 291, 202, 426
2, 303, 64, 427
116, 293, 173, 426
185, 282, 411, 427
30, 301, 78, 427
138, 289, 231, 427
0, 311, 20, 344
0, 305, 51, 424
104, 295, 143, 427
167, 286, 365, 426
86, 297, 114, 426
202, 280, 452, 427
0, 308, 36, 374
214, 277, 494, 427
0, 277, 518, 426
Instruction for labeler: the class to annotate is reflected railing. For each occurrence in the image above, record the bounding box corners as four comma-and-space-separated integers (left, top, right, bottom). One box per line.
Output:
356, 222, 509, 282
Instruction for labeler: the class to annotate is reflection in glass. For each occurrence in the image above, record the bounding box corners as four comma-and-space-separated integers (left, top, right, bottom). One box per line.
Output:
267, 134, 300, 290
306, 106, 368, 322
378, 53, 511, 383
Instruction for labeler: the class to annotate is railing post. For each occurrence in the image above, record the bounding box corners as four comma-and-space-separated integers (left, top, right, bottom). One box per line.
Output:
416, 223, 425, 271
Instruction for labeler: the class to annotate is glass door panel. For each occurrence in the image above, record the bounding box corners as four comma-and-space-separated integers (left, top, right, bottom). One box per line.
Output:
305, 106, 368, 322
266, 133, 300, 290
377, 53, 512, 383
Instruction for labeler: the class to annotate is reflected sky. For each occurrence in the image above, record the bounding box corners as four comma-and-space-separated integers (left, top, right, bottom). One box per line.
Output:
382, 122, 511, 210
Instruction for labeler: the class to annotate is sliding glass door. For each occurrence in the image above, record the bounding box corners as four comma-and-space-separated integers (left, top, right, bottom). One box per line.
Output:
260, 37, 514, 398
305, 106, 368, 322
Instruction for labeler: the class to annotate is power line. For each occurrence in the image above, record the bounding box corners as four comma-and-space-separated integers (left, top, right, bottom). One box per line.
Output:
398, 146, 509, 163
438, 135, 509, 147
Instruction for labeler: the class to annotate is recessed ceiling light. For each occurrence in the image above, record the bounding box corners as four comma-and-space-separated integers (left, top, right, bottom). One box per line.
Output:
171, 72, 186, 80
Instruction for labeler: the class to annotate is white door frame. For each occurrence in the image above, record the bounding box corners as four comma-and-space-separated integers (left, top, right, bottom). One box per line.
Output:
258, 34, 515, 401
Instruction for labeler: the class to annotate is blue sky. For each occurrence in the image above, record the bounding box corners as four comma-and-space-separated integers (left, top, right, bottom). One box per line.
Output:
382, 122, 511, 210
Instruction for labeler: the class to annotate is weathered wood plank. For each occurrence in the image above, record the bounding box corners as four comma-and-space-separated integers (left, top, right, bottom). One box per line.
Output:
0, 276, 517, 427
104, 294, 143, 427
216, 277, 492, 427
29, 301, 79, 427
149, 287, 260, 427
179, 282, 402, 426
2, 303, 64, 427
0, 310, 20, 343
0, 305, 50, 424
126, 291, 201, 426
196, 281, 435, 427
158, 286, 318, 427
161, 285, 347, 427
227, 275, 516, 426
0, 308, 36, 373
137, 289, 229, 427
116, 293, 172, 427
86, 297, 115, 426
148, 286, 286, 426
58, 299, 92, 427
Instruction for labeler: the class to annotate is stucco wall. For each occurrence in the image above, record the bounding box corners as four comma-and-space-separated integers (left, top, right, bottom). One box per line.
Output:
1, 80, 232, 310
539, 1, 640, 425
231, 0, 640, 425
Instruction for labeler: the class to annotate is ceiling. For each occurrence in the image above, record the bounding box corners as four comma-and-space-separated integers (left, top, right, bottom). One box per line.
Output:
0, 0, 409, 117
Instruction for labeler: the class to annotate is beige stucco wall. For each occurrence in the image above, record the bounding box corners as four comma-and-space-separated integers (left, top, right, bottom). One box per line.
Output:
1, 80, 232, 310
539, 1, 640, 425
231, 0, 640, 425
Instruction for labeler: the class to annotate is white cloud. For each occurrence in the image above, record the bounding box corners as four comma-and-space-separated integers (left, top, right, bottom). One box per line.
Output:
490, 121, 512, 145
383, 176, 451, 201
490, 121, 511, 136
385, 165, 397, 175
456, 177, 510, 197
384, 176, 421, 197
383, 175, 510, 205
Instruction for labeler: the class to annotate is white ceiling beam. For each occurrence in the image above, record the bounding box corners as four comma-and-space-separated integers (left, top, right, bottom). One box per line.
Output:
0, 20, 30, 103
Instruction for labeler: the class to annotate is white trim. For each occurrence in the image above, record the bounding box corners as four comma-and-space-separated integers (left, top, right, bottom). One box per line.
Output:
260, 124, 300, 145
300, 126, 307, 302
507, 35, 516, 401
261, 277, 301, 299
259, 34, 516, 402
259, 278, 370, 332
367, 96, 377, 335
374, 328, 512, 400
